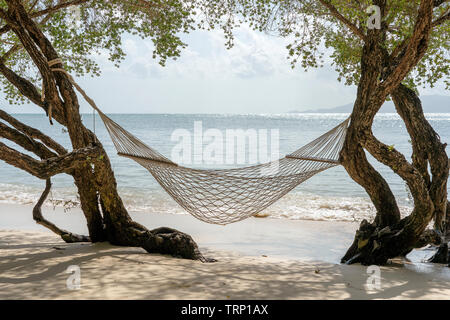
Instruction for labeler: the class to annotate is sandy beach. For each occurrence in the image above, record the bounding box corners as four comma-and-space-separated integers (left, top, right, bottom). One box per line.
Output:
0, 203, 449, 300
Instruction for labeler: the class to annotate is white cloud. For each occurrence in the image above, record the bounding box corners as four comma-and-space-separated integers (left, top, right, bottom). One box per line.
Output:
108, 24, 294, 81
9, 23, 444, 115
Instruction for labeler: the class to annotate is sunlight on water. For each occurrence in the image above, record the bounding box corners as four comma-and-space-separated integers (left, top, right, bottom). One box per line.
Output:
0, 113, 448, 222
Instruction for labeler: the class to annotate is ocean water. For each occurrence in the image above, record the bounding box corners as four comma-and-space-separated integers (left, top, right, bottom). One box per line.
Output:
1, 113, 449, 223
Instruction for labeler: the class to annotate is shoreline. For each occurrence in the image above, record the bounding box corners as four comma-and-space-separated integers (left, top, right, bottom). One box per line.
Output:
1, 203, 449, 299
0, 203, 362, 263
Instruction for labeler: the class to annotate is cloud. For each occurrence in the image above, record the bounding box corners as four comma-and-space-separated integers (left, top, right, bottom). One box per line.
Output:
103, 24, 294, 81
128, 62, 148, 78
1, 22, 447, 115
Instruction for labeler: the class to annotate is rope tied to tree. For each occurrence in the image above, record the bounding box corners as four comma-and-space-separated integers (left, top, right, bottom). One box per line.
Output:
44, 58, 353, 225
46, 58, 98, 132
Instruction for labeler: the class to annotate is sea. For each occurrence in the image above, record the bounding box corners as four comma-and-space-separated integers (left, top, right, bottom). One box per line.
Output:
1, 113, 449, 223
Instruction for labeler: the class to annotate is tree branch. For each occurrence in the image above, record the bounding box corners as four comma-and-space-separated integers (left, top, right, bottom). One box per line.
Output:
378, 0, 434, 96
6, 0, 82, 128
0, 121, 57, 159
0, 58, 43, 106
31, 0, 91, 17
33, 178, 90, 243
0, 0, 91, 36
387, 1, 447, 60
391, 84, 449, 233
361, 131, 433, 214
432, 10, 450, 26
0, 142, 100, 179
4, 1, 64, 125
0, 109, 67, 155
433, 0, 449, 7
0, 54, 66, 124
8, 0, 94, 149
318, 0, 366, 41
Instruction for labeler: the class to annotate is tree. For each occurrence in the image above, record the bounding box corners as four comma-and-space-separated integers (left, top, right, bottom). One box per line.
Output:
1, 0, 448, 266
0, 0, 215, 262
197, 0, 449, 265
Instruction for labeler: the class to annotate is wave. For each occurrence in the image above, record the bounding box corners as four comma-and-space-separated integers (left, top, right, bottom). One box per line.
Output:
0, 183, 412, 223
258, 192, 412, 222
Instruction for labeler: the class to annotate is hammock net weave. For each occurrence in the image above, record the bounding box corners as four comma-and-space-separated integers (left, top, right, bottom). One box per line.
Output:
101, 112, 350, 224
50, 59, 350, 225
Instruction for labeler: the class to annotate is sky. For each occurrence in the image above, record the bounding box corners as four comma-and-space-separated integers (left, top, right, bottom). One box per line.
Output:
2, 24, 448, 114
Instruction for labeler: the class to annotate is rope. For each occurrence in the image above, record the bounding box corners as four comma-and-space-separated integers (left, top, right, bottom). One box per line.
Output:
48, 58, 97, 134
46, 58, 351, 225
48, 58, 103, 115
93, 108, 96, 134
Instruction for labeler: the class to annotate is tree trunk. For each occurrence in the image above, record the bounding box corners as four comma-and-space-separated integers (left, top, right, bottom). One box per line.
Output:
391, 84, 449, 235
340, 1, 447, 265
341, 84, 446, 265
389, 84, 449, 264
341, 84, 448, 266
0, 0, 212, 262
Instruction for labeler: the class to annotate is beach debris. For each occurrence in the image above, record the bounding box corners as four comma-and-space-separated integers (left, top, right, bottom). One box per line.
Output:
52, 246, 65, 250
314, 267, 320, 274
261, 255, 268, 257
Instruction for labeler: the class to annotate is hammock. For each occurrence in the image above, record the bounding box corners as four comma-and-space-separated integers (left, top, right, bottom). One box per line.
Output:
49, 59, 350, 225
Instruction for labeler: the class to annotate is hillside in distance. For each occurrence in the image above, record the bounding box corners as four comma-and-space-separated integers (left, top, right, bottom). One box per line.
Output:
292, 95, 450, 113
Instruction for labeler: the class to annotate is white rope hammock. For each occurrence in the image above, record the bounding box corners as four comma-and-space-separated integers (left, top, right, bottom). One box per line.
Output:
49, 59, 350, 225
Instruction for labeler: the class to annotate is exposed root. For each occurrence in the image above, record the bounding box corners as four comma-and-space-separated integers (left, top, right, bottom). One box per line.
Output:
341, 219, 443, 266
143, 227, 216, 262
101, 213, 215, 263
33, 178, 90, 243
428, 243, 449, 264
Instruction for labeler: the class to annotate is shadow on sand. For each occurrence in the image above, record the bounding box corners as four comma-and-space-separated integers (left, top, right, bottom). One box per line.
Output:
0, 231, 449, 299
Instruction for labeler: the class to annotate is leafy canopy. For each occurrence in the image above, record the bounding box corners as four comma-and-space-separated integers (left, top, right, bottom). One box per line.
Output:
0, 0, 197, 103
196, 0, 449, 90
0, 0, 448, 104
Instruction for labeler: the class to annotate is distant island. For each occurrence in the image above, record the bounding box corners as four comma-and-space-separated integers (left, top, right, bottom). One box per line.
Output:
290, 95, 450, 113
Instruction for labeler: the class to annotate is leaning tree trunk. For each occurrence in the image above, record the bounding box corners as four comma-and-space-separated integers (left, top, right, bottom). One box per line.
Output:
1, 0, 212, 262
340, 0, 448, 265
341, 83, 448, 265
391, 84, 449, 236
391, 84, 449, 263
340, 34, 404, 264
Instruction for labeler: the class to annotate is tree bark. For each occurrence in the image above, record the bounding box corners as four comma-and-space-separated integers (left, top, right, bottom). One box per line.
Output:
0, 0, 211, 262
33, 178, 90, 243
339, 0, 447, 265
389, 85, 449, 264
391, 84, 449, 235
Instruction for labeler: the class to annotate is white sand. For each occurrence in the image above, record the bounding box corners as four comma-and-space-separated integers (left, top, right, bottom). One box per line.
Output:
0, 204, 449, 299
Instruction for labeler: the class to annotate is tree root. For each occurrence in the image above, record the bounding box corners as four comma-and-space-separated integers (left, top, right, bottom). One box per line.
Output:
341, 219, 375, 264
143, 227, 216, 262
34, 179, 214, 261
414, 229, 442, 248
342, 219, 445, 266
33, 178, 90, 243
428, 243, 449, 264
101, 205, 216, 263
